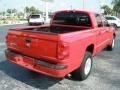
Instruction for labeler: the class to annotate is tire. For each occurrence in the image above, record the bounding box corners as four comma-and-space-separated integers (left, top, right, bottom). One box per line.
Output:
28, 23, 32, 26
107, 38, 115, 51
71, 51, 93, 81
113, 24, 117, 30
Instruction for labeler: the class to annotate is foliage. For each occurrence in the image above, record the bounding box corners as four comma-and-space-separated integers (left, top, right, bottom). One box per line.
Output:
112, 0, 120, 15
0, 12, 5, 16
7, 8, 17, 14
17, 12, 24, 18
24, 6, 42, 14
7, 9, 12, 14
101, 5, 113, 15
0, 0, 54, 24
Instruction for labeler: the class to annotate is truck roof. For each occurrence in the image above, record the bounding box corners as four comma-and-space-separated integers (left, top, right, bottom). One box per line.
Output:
54, 10, 98, 15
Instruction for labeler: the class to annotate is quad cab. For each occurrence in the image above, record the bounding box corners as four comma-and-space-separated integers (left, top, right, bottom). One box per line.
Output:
5, 10, 116, 80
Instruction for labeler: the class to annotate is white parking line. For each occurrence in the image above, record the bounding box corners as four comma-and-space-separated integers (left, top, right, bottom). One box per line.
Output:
0, 43, 5, 46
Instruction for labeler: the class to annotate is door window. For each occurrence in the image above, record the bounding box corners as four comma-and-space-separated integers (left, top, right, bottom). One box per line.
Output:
95, 14, 103, 27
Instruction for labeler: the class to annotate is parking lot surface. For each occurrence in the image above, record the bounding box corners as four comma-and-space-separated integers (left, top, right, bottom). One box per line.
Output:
0, 24, 120, 90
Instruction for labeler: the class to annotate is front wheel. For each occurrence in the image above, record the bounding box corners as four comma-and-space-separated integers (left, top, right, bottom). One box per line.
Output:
71, 52, 93, 81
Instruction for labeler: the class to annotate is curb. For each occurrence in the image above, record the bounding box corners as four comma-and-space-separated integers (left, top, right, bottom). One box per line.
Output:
0, 21, 27, 26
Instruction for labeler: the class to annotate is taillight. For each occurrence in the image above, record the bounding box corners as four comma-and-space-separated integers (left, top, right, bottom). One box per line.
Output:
57, 41, 69, 60
6, 35, 8, 39
5, 35, 9, 42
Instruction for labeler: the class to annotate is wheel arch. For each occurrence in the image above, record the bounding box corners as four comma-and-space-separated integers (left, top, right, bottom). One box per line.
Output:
86, 44, 94, 55
113, 33, 116, 38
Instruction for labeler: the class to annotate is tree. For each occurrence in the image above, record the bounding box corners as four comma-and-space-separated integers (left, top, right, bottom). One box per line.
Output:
1, 12, 5, 15
2, 11, 6, 16
7, 8, 17, 16
24, 7, 30, 14
0, 12, 5, 17
101, 5, 113, 15
17, 12, 24, 18
24, 6, 42, 14
7, 9, 12, 15
12, 9, 17, 13
30, 7, 42, 14
30, 6, 37, 14
112, 0, 120, 6
112, 0, 120, 16
12, 8, 17, 16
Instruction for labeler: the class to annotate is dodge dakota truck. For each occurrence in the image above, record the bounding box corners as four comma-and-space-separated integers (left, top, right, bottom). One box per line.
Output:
5, 10, 116, 80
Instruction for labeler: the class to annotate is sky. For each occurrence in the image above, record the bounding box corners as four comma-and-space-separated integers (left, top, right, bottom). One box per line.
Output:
0, 0, 112, 13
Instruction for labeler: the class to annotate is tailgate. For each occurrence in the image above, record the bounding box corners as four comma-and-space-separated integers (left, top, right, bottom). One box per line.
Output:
6, 30, 58, 61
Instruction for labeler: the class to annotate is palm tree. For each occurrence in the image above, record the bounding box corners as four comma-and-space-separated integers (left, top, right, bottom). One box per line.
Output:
112, 0, 120, 5
12, 9, 17, 16
101, 5, 113, 15
112, 0, 120, 16
24, 7, 30, 14
7, 9, 12, 16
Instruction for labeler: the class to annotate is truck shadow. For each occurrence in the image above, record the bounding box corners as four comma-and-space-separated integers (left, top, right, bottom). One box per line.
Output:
0, 60, 62, 89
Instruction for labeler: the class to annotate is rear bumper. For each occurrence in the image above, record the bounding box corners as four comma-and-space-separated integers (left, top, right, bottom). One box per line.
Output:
28, 22, 44, 25
5, 49, 68, 78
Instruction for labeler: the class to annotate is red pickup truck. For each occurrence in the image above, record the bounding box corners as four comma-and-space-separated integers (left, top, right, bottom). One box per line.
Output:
5, 10, 116, 80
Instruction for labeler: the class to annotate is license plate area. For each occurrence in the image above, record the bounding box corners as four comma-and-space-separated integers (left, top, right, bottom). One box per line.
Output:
10, 53, 36, 67
22, 56, 36, 67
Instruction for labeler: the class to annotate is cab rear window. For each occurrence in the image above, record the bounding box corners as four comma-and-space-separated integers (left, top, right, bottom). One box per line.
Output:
52, 12, 91, 27
30, 15, 40, 18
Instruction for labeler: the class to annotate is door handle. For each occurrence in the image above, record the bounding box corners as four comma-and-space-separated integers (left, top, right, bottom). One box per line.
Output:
25, 38, 32, 43
106, 30, 110, 33
97, 32, 101, 35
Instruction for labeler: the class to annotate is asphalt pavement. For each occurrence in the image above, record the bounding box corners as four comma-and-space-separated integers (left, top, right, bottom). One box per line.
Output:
0, 24, 120, 90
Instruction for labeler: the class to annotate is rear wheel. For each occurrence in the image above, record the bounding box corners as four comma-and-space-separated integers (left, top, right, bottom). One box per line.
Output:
28, 23, 32, 26
71, 51, 93, 81
107, 38, 115, 51
113, 24, 117, 30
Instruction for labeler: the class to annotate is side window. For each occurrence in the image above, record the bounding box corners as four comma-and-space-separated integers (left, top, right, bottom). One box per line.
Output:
105, 17, 116, 20
102, 16, 109, 27
95, 14, 103, 27
103, 20, 109, 27
75, 14, 91, 26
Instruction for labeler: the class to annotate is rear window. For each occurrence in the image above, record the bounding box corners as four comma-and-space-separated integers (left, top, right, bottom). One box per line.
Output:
105, 17, 116, 20
30, 15, 40, 18
52, 12, 91, 27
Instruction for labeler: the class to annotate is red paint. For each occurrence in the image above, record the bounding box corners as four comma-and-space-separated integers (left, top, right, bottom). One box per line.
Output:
5, 10, 116, 78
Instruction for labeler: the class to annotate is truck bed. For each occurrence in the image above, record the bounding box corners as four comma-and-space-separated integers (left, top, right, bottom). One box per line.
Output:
13, 24, 91, 34
6, 24, 91, 62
